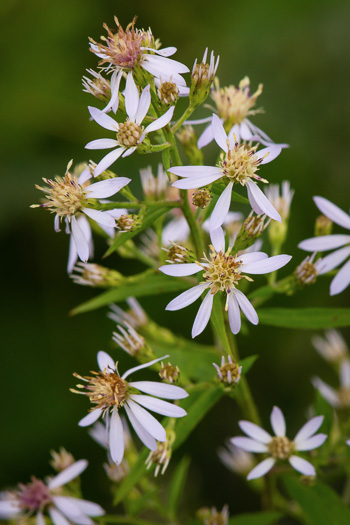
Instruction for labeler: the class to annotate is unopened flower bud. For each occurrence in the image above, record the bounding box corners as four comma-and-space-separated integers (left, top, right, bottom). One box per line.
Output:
104, 460, 130, 483
218, 442, 255, 475
192, 188, 212, 209
140, 164, 168, 200
163, 243, 197, 264
197, 505, 229, 525
71, 263, 123, 287
116, 214, 142, 232
190, 49, 219, 106
233, 211, 270, 253
145, 432, 175, 476
157, 81, 179, 105
294, 254, 321, 286
112, 321, 146, 357
265, 181, 294, 248
312, 330, 348, 363
82, 69, 112, 103
176, 125, 204, 165
315, 214, 333, 236
50, 448, 75, 472
159, 362, 180, 383
213, 356, 241, 385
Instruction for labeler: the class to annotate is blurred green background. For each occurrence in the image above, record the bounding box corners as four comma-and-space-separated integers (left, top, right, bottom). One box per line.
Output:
1, 0, 350, 518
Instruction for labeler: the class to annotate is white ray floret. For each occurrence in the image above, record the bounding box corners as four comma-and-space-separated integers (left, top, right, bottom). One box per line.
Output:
0, 461, 104, 525
299, 196, 350, 295
312, 330, 348, 363
312, 359, 350, 408
159, 228, 291, 337
169, 115, 282, 232
231, 406, 327, 480
72, 352, 188, 464
86, 73, 175, 176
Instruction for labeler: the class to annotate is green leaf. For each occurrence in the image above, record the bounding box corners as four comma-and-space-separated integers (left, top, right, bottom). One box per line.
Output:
228, 511, 283, 525
239, 354, 258, 374
113, 449, 149, 506
248, 285, 276, 301
258, 308, 350, 329
212, 183, 249, 204
70, 272, 193, 315
168, 456, 191, 519
173, 383, 224, 450
283, 475, 350, 525
105, 206, 170, 256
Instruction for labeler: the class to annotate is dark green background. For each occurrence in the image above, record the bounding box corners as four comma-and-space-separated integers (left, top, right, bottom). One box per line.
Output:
1, 0, 350, 518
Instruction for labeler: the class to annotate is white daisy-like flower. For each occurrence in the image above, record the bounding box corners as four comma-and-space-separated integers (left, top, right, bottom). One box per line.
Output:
298, 196, 350, 295
264, 181, 294, 221
159, 228, 291, 337
213, 355, 242, 385
86, 73, 175, 176
0, 460, 104, 525
231, 406, 327, 480
72, 352, 188, 464
169, 114, 282, 232
312, 330, 348, 363
313, 360, 350, 408
31, 160, 130, 266
108, 298, 148, 330
294, 253, 324, 286
89, 17, 189, 96
218, 441, 255, 475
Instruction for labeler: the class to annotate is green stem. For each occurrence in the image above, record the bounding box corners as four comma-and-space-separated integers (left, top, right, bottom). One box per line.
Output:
100, 516, 162, 525
171, 104, 197, 133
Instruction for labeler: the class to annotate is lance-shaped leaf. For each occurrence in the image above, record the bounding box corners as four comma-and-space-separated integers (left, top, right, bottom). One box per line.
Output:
258, 308, 350, 329
168, 456, 191, 520
228, 511, 283, 525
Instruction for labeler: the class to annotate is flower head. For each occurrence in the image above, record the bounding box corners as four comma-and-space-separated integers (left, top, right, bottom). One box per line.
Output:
86, 73, 175, 176
213, 355, 242, 385
298, 196, 350, 295
231, 406, 327, 480
0, 460, 104, 525
170, 114, 282, 232
159, 228, 291, 337
312, 330, 348, 363
313, 360, 350, 408
71, 352, 188, 464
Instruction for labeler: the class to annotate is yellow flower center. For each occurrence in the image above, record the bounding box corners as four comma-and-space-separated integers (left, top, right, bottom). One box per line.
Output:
211, 77, 263, 125
72, 369, 128, 411
117, 121, 143, 147
201, 246, 247, 294
218, 143, 265, 186
158, 81, 179, 105
268, 436, 294, 460
33, 172, 86, 218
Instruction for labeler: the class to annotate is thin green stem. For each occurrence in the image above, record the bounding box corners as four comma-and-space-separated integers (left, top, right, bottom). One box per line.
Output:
171, 104, 197, 133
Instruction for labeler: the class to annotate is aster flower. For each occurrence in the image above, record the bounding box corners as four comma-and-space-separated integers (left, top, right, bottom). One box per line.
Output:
89, 16, 189, 87
264, 181, 294, 221
213, 355, 242, 385
0, 460, 104, 525
231, 406, 327, 480
159, 228, 291, 337
313, 360, 350, 408
86, 73, 175, 176
31, 160, 130, 266
298, 196, 350, 295
312, 330, 348, 363
71, 352, 188, 464
294, 253, 324, 286
218, 441, 255, 475
108, 298, 148, 330
170, 114, 282, 232
140, 163, 168, 200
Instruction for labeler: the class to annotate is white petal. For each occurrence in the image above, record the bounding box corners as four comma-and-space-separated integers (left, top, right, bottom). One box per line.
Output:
129, 381, 188, 399
142, 55, 189, 74
247, 458, 276, 480
210, 227, 226, 252
238, 252, 268, 264
122, 146, 137, 157
169, 165, 220, 178
166, 284, 208, 311
330, 259, 350, 295
135, 85, 151, 124
71, 216, 89, 262
122, 355, 167, 380
209, 183, 233, 232
239, 121, 253, 141
312, 377, 340, 407
97, 351, 115, 372
197, 123, 214, 149
293, 415, 324, 444
141, 46, 177, 57
93, 147, 126, 177
288, 456, 315, 476
317, 246, 350, 275
246, 181, 282, 222
172, 172, 222, 189
270, 406, 286, 437
314, 196, 350, 230
162, 215, 190, 244
85, 178, 131, 198
191, 291, 214, 338
295, 434, 327, 451
159, 262, 203, 276
64, 499, 104, 518
256, 146, 282, 164
144, 106, 175, 134
298, 235, 350, 252
130, 394, 186, 417
230, 437, 268, 453
124, 404, 157, 450
109, 409, 124, 464
240, 254, 292, 274
48, 460, 88, 490
212, 114, 228, 152
125, 72, 139, 121
227, 292, 241, 334
49, 507, 71, 525
37, 512, 45, 525
82, 208, 115, 228
239, 421, 272, 444
78, 408, 103, 427
88, 107, 118, 132
102, 70, 122, 114
85, 138, 119, 150
0, 501, 21, 518
126, 400, 166, 441
52, 497, 93, 525
233, 289, 259, 325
